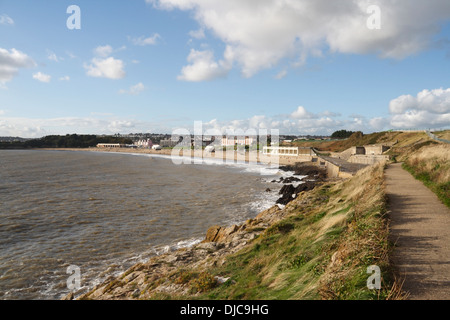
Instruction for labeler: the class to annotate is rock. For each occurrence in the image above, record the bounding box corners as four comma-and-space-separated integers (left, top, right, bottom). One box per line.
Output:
195, 242, 223, 251
276, 184, 296, 205
203, 224, 239, 243
276, 181, 317, 205
215, 276, 230, 284
265, 188, 271, 192
62, 292, 74, 300
204, 225, 222, 242
279, 164, 327, 181
282, 176, 302, 184
132, 289, 140, 298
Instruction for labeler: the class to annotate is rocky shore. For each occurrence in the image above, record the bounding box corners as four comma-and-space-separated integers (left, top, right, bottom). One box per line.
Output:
273, 164, 327, 205
65, 162, 327, 300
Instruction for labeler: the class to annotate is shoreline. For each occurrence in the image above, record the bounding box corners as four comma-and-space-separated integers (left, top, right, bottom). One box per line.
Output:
58, 150, 327, 300
34, 147, 310, 167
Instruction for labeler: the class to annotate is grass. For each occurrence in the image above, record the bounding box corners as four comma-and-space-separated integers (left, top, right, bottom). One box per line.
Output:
402, 143, 450, 208
174, 162, 406, 300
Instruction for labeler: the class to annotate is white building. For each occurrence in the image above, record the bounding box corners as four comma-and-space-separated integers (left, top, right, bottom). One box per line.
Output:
134, 139, 153, 148
262, 146, 299, 156
97, 143, 125, 148
221, 136, 255, 146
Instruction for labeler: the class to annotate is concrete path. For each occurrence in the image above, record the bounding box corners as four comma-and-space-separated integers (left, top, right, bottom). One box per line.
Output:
385, 163, 450, 300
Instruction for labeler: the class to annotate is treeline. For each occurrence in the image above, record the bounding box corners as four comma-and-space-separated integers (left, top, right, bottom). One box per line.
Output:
0, 134, 133, 149
331, 130, 355, 139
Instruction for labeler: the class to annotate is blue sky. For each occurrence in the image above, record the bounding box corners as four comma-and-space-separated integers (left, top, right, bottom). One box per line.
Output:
1, 0, 450, 137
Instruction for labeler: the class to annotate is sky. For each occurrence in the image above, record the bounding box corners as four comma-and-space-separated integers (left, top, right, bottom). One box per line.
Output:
1, 0, 450, 138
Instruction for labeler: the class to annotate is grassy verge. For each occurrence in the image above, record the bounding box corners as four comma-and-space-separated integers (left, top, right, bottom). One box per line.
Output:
402, 143, 450, 209
158, 162, 405, 300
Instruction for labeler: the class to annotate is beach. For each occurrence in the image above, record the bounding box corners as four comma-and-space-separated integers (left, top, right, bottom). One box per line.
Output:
47, 146, 312, 167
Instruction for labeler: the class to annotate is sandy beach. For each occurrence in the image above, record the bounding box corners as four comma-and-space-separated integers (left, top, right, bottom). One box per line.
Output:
43, 147, 311, 167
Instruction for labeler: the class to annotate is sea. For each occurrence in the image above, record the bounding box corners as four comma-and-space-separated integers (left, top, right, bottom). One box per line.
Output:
0, 149, 289, 300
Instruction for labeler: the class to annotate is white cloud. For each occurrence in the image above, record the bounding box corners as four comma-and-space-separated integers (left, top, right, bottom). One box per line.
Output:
199, 106, 356, 135
85, 57, 126, 79
47, 50, 63, 62
389, 88, 450, 129
94, 45, 114, 58
148, 0, 450, 78
0, 110, 5, 115
189, 28, 205, 39
389, 88, 450, 114
59, 76, 70, 81
119, 82, 145, 95
0, 14, 14, 26
290, 106, 316, 119
129, 34, 161, 46
32, 72, 51, 83
177, 49, 231, 82
0, 48, 35, 85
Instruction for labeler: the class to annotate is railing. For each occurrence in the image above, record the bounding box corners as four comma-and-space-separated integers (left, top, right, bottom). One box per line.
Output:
426, 131, 450, 144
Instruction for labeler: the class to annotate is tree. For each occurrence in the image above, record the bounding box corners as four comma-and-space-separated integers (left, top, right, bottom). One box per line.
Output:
331, 130, 355, 139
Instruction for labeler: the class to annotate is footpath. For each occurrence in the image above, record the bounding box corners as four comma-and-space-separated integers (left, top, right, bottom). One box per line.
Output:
385, 163, 450, 299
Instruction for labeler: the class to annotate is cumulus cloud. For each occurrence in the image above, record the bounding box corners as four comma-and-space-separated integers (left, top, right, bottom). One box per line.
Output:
389, 88, 450, 129
199, 106, 374, 135
390, 88, 450, 114
290, 106, 316, 119
148, 0, 450, 79
85, 57, 126, 79
59, 76, 70, 81
32, 72, 51, 83
0, 48, 35, 85
119, 82, 145, 95
129, 34, 161, 46
177, 49, 231, 81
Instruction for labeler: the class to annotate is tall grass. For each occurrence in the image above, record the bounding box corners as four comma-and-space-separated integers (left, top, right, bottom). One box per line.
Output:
191, 162, 406, 300
402, 143, 450, 208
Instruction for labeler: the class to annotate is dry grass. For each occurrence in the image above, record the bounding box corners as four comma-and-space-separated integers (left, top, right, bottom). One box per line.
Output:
405, 144, 450, 184
190, 161, 407, 300
433, 130, 450, 140
402, 143, 450, 208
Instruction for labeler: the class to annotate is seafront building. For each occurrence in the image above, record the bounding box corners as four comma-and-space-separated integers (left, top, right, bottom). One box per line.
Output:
96, 143, 126, 148
134, 139, 153, 148
221, 136, 255, 146
262, 146, 315, 157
